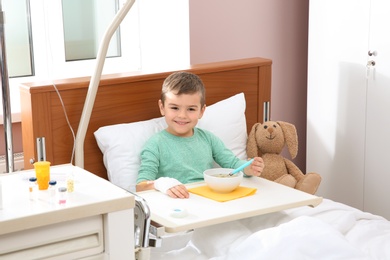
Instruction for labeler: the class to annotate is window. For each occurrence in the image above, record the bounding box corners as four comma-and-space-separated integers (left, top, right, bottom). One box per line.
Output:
3, 0, 32, 78
30, 0, 141, 79
0, 0, 189, 122
62, 0, 121, 62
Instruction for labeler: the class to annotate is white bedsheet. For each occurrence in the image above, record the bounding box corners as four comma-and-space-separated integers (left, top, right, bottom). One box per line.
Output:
150, 199, 390, 260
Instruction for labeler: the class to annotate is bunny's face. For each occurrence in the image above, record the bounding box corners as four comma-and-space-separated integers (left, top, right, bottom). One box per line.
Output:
247, 120, 298, 159
256, 121, 285, 155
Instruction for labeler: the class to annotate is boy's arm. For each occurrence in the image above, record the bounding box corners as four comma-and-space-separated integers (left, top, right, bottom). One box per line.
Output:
136, 178, 189, 199
136, 180, 155, 192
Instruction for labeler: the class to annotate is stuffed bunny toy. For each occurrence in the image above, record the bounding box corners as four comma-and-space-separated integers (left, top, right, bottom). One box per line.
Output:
247, 121, 321, 195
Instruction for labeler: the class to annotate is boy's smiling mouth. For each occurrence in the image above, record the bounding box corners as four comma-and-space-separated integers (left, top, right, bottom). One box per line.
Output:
175, 120, 189, 125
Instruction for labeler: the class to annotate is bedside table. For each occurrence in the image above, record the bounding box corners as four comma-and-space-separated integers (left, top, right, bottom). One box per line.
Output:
0, 164, 135, 259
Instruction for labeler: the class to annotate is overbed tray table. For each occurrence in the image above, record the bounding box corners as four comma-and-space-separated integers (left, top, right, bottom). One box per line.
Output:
137, 177, 323, 233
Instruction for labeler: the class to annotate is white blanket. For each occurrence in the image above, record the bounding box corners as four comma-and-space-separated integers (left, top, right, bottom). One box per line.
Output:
151, 199, 390, 260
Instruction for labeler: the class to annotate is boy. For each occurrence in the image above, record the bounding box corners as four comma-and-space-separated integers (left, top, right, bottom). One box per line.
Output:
136, 71, 264, 198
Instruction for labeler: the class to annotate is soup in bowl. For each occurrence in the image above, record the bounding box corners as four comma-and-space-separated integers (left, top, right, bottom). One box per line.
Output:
203, 168, 243, 193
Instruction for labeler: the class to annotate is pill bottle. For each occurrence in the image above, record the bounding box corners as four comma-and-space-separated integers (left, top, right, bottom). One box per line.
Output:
29, 177, 38, 200
66, 172, 74, 193
58, 187, 67, 205
48, 180, 57, 205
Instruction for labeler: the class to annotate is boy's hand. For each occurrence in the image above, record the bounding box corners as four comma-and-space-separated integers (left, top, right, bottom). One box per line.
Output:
166, 184, 190, 199
153, 177, 189, 199
244, 157, 264, 177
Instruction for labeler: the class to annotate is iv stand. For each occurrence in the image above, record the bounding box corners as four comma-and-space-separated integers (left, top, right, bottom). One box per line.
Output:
0, 0, 14, 173
74, 0, 136, 168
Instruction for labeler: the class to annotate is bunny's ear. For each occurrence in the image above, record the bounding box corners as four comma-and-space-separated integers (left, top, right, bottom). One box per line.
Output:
247, 123, 262, 158
277, 121, 298, 159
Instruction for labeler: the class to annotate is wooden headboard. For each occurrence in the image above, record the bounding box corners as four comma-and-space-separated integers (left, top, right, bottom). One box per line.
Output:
20, 57, 272, 180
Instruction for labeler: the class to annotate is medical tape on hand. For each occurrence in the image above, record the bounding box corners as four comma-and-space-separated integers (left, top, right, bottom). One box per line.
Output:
154, 177, 182, 194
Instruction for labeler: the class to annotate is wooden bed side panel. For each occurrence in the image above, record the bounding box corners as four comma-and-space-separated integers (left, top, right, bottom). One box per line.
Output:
20, 58, 272, 179
20, 89, 55, 168
197, 68, 259, 131
85, 79, 166, 178
50, 88, 88, 166
20, 89, 35, 169
258, 64, 272, 122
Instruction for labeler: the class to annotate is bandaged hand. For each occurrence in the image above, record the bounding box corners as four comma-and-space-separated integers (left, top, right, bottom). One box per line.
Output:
154, 177, 182, 193
153, 177, 189, 199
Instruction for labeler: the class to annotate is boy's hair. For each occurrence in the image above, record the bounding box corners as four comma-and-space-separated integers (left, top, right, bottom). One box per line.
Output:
161, 71, 206, 106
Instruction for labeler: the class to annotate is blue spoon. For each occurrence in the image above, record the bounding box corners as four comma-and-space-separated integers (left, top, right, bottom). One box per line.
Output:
229, 158, 254, 176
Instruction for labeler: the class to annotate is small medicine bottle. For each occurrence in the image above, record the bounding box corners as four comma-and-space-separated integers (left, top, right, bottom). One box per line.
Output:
29, 177, 37, 200
48, 180, 57, 204
58, 187, 67, 205
66, 173, 74, 193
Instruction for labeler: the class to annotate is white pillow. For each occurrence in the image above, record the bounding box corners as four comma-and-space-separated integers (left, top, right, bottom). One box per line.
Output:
94, 93, 247, 192
197, 93, 247, 160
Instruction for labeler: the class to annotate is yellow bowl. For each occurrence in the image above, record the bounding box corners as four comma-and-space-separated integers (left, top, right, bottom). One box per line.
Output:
203, 168, 243, 193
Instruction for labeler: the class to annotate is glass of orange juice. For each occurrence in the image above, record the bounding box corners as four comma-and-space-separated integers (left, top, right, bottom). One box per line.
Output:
34, 161, 51, 190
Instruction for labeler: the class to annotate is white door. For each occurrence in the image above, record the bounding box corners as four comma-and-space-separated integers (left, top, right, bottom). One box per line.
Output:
307, 0, 370, 209
364, 0, 390, 219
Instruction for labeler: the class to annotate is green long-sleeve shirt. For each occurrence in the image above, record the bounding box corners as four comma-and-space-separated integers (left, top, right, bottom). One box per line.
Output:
137, 128, 246, 184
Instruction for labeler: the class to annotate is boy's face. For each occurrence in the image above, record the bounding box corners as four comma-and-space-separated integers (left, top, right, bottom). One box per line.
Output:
159, 91, 206, 137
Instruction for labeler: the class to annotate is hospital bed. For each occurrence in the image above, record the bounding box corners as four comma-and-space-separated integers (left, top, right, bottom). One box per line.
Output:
19, 58, 390, 259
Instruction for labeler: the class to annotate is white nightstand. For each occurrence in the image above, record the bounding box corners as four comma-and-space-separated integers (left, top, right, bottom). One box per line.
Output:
0, 164, 135, 259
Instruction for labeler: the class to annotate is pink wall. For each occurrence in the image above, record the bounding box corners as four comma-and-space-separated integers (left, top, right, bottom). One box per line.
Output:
189, 0, 309, 170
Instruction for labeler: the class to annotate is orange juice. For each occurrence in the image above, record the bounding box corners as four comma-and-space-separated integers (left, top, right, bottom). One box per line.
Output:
34, 161, 51, 190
